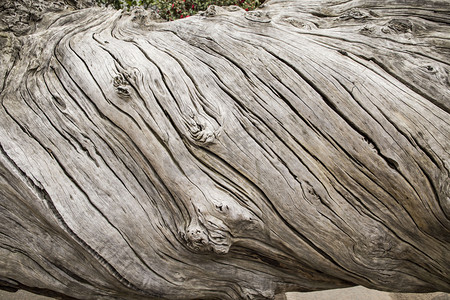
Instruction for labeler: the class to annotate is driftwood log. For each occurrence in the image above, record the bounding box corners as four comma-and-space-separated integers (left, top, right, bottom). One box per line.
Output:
0, 0, 449, 299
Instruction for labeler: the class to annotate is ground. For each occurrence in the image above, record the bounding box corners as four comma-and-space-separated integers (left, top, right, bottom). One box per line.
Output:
1, 286, 448, 300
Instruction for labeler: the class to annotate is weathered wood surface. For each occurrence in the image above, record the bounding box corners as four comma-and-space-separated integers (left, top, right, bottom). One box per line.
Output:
0, 0, 449, 299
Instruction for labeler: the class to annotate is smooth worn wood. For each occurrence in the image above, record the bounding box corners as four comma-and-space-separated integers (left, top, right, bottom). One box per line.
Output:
0, 0, 449, 299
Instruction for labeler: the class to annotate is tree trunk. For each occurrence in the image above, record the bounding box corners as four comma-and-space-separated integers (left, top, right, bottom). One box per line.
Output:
0, 0, 449, 299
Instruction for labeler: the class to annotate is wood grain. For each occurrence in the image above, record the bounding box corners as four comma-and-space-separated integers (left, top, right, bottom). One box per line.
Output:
0, 0, 449, 299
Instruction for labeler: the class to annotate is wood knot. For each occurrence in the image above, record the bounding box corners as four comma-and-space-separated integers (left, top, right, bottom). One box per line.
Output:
386, 19, 412, 34
214, 201, 258, 231
182, 222, 231, 254
353, 224, 402, 260
339, 8, 372, 21
301, 181, 321, 205
201, 5, 218, 17
186, 115, 219, 145
113, 74, 131, 98
420, 64, 438, 74
283, 17, 317, 30
359, 25, 375, 35
245, 11, 271, 23
182, 198, 261, 255
130, 7, 162, 26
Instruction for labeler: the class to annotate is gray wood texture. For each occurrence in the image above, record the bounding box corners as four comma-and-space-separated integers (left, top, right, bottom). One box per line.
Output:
0, 0, 449, 299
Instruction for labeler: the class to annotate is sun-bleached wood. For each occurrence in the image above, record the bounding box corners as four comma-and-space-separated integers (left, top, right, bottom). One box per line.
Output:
0, 0, 449, 299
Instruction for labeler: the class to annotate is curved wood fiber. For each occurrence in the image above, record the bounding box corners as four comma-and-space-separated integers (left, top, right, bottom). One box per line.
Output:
0, 0, 449, 299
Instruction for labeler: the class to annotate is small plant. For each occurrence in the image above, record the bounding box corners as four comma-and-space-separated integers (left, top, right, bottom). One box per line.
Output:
96, 0, 137, 10
96, 0, 261, 20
